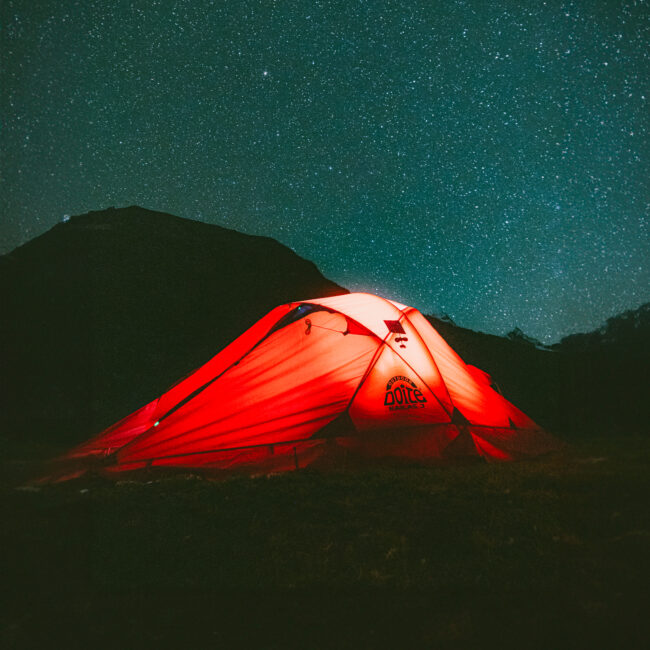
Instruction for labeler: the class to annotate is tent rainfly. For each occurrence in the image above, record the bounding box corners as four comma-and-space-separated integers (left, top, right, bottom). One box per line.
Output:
62, 293, 559, 475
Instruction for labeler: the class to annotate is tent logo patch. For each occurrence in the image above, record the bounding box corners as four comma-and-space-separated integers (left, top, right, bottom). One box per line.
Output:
384, 376, 427, 410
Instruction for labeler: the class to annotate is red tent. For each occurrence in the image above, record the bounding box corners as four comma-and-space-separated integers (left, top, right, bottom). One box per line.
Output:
63, 293, 559, 475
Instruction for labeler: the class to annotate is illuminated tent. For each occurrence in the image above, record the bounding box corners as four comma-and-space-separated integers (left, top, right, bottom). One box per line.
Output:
64, 293, 558, 475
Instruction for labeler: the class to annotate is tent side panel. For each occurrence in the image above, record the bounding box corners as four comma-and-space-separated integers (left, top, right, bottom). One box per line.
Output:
118, 311, 380, 464
405, 310, 537, 429
147, 439, 327, 472
155, 304, 295, 416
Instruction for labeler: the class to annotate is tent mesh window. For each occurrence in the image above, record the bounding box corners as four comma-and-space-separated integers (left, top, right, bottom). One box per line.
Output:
267, 304, 334, 336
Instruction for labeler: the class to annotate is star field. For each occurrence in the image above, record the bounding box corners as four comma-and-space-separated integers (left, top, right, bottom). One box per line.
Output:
1, 0, 648, 342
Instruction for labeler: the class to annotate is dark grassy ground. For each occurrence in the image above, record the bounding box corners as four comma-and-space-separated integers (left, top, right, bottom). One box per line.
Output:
2, 435, 649, 649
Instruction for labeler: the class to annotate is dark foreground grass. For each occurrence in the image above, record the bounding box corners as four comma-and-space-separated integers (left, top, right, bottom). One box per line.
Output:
2, 435, 649, 649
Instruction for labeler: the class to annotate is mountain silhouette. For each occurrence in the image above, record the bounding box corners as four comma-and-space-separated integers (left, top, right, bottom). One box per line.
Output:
1, 206, 346, 443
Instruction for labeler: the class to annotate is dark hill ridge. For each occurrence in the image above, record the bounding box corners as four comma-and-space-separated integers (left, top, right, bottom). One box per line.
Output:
557, 301, 650, 351
1, 206, 347, 442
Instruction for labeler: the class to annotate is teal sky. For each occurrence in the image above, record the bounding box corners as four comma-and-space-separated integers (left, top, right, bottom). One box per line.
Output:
1, 0, 648, 341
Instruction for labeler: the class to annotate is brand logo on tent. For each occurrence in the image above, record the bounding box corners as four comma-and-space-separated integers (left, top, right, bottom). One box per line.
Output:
384, 376, 427, 410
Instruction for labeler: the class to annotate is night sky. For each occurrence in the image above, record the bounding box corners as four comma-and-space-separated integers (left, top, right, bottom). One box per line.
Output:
1, 1, 648, 342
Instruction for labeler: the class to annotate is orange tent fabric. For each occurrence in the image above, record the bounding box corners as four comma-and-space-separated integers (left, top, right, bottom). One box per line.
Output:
64, 293, 559, 474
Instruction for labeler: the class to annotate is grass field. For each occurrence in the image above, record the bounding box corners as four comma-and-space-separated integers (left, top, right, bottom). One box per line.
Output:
2, 434, 649, 649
